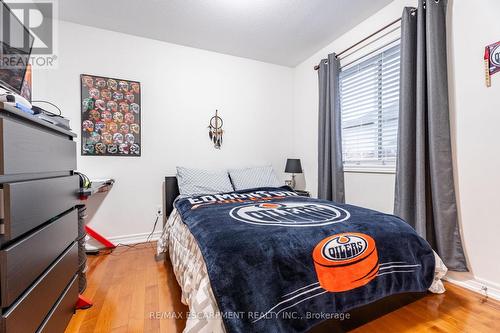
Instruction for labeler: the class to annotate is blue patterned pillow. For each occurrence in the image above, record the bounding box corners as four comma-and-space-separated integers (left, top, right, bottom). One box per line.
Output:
229, 166, 282, 190
176, 167, 234, 196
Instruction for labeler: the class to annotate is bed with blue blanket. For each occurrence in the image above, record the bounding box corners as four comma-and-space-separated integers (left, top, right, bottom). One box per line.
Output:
159, 181, 447, 333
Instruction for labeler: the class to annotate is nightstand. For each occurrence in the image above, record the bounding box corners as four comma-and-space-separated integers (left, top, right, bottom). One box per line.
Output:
295, 190, 310, 197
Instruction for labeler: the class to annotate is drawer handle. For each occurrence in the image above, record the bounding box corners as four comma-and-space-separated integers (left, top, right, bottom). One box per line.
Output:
0, 189, 4, 220
0, 189, 4, 234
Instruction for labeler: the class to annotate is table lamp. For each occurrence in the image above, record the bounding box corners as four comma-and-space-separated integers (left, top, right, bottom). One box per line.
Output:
285, 158, 302, 189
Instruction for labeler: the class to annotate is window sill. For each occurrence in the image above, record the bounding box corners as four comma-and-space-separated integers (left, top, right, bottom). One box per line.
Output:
343, 166, 396, 174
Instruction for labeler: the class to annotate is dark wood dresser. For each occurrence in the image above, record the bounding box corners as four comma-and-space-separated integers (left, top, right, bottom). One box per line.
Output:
0, 103, 79, 333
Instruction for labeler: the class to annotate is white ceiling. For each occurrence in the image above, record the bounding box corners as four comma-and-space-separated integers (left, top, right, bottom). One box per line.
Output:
58, 0, 392, 67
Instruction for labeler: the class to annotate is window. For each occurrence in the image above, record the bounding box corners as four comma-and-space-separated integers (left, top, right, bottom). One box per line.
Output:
339, 42, 400, 171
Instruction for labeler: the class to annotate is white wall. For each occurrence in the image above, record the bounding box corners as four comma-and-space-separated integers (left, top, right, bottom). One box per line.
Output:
292, 0, 500, 295
445, 0, 500, 294
33, 21, 294, 241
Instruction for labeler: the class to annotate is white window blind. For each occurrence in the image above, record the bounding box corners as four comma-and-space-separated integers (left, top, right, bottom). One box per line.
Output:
339, 42, 400, 171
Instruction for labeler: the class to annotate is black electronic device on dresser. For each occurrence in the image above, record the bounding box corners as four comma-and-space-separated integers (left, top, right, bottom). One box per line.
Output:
0, 102, 79, 333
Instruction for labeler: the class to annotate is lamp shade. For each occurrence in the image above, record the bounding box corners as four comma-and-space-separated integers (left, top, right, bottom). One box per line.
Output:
285, 159, 302, 174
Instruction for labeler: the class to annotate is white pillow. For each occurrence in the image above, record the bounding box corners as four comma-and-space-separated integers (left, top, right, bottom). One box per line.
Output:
229, 166, 282, 190
176, 167, 234, 196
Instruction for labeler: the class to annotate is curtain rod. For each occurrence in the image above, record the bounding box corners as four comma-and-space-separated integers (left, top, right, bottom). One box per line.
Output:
340, 36, 400, 70
314, 17, 402, 71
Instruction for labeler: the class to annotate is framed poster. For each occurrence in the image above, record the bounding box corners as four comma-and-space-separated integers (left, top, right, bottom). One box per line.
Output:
80, 74, 141, 156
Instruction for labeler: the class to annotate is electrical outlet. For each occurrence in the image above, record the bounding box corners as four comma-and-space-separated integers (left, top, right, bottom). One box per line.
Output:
156, 205, 162, 215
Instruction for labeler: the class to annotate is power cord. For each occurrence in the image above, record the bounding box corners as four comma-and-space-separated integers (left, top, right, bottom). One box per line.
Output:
31, 100, 62, 116
146, 215, 160, 243
95, 212, 161, 256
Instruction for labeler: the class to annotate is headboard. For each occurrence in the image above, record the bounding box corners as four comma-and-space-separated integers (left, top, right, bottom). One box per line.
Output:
164, 176, 179, 224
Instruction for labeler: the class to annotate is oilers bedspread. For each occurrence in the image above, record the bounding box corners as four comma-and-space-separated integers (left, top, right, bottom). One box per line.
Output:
175, 187, 435, 333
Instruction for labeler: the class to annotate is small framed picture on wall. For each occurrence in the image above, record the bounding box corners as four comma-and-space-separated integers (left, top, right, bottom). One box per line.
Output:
80, 74, 141, 156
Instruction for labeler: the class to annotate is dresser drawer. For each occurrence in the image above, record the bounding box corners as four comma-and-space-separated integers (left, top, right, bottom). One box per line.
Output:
0, 209, 78, 307
1, 243, 77, 333
0, 175, 78, 242
0, 118, 76, 176
37, 275, 78, 333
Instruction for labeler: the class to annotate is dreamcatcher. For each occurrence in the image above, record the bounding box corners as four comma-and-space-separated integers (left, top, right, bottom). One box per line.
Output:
208, 109, 224, 149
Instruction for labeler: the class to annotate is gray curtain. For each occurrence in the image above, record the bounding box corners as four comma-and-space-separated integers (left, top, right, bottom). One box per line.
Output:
317, 53, 345, 203
395, 0, 467, 271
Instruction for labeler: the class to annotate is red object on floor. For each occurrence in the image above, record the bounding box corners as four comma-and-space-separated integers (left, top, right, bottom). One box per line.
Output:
76, 294, 93, 310
85, 225, 116, 249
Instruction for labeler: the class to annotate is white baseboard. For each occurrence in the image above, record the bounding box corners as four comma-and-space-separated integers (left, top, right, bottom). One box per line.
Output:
444, 274, 500, 301
85, 230, 163, 250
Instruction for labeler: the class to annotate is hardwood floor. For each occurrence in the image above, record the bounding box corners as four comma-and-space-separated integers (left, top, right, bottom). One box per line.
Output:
66, 244, 500, 333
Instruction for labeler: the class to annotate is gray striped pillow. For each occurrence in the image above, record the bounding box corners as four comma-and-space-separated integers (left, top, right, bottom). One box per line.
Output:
229, 166, 282, 190
176, 167, 234, 196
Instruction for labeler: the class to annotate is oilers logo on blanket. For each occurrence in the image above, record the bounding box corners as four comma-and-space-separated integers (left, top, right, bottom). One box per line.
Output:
313, 233, 379, 292
321, 234, 368, 261
229, 201, 350, 227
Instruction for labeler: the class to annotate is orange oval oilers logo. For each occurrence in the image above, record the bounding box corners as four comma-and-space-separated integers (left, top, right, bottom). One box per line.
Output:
313, 233, 379, 292
229, 202, 350, 227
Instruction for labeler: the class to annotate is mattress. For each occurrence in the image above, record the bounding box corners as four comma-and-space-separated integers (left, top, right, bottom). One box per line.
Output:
157, 208, 447, 333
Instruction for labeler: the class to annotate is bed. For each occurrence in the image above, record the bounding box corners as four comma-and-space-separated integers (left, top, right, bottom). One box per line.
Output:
158, 176, 447, 333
